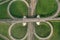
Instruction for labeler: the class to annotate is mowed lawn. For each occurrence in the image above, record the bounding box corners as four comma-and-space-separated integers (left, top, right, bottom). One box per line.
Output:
35, 0, 58, 17
59, 0, 60, 2
11, 23, 27, 39
0, 0, 5, 3
35, 22, 51, 38
0, 37, 4, 40
0, 22, 11, 40
0, 1, 11, 19
49, 21, 60, 40
10, 1, 28, 18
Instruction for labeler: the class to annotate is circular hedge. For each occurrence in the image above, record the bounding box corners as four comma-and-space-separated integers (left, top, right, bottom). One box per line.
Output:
10, 1, 28, 18
35, 22, 51, 38
11, 23, 27, 39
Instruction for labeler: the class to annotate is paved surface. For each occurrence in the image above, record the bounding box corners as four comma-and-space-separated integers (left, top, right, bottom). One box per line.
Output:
26, 0, 38, 40
1, 18, 60, 23
30, 0, 37, 16
27, 23, 34, 40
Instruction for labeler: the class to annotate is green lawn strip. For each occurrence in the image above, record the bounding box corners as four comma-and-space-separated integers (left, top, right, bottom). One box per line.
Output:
0, 1, 11, 19
35, 0, 58, 17
49, 21, 60, 40
10, 1, 28, 18
35, 22, 51, 38
0, 22, 11, 40
11, 23, 27, 39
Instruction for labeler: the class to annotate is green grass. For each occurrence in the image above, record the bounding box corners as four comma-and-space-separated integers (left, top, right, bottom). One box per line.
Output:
0, 37, 4, 40
0, 1, 11, 19
0, 22, 11, 40
10, 1, 28, 18
11, 23, 27, 39
0, 0, 4, 3
59, 0, 60, 2
35, 22, 51, 38
35, 0, 58, 17
49, 21, 60, 40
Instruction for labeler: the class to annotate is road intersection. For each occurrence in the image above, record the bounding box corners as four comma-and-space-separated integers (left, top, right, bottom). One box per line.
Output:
0, 0, 60, 40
